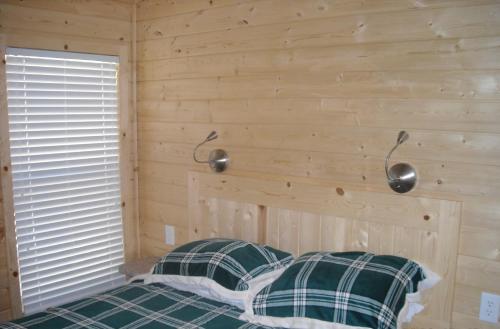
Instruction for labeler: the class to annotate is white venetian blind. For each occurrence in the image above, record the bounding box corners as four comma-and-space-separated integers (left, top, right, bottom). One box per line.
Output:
5, 47, 125, 315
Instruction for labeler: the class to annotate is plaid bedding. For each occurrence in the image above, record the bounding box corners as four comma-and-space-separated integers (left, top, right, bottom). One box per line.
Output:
252, 251, 425, 329
0, 282, 275, 329
153, 239, 293, 291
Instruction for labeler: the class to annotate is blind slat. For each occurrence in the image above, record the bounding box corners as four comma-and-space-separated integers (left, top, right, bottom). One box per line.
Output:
20, 242, 125, 271
18, 225, 124, 253
12, 163, 120, 177
14, 194, 121, 213
17, 209, 122, 230
22, 266, 124, 298
11, 146, 119, 158
9, 133, 119, 141
12, 154, 118, 170
13, 169, 119, 186
15, 202, 120, 223
21, 255, 125, 287
10, 140, 119, 150
14, 173, 120, 189
19, 236, 124, 262
16, 216, 123, 240
23, 276, 125, 315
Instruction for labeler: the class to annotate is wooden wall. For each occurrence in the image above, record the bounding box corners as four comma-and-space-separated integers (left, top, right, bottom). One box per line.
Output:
0, 176, 9, 320
136, 1, 500, 329
0, 0, 136, 320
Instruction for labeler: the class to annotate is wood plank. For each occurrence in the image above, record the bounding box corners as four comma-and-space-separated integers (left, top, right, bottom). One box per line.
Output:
0, 4, 130, 41
137, 75, 277, 100
139, 178, 188, 206
320, 216, 351, 252
367, 222, 395, 255
456, 255, 500, 293
0, 34, 22, 319
0, 0, 132, 21
265, 207, 280, 248
349, 220, 369, 251
138, 37, 500, 81
430, 200, 461, 322
459, 226, 500, 262
462, 199, 500, 231
188, 172, 203, 242
138, 98, 500, 133
136, 0, 251, 21
139, 199, 189, 229
270, 208, 299, 256
138, 69, 500, 101
0, 288, 10, 311
275, 70, 500, 100
4, 30, 127, 56
117, 44, 140, 264
0, 268, 8, 289
138, 161, 189, 187
298, 212, 321, 254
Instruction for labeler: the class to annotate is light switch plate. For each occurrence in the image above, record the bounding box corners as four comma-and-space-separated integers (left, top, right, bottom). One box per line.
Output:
164, 225, 175, 245
480, 292, 500, 323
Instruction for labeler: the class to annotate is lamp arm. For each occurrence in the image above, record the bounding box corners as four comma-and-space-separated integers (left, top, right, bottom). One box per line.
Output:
193, 140, 210, 164
385, 143, 399, 182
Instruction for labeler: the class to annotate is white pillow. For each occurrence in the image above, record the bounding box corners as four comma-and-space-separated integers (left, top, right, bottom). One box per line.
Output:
144, 267, 287, 310
397, 264, 441, 325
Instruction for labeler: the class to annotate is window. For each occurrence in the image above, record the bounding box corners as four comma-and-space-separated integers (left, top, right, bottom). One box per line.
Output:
5, 48, 125, 314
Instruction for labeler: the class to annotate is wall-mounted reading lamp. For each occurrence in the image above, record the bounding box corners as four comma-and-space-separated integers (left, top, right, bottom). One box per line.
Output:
385, 131, 417, 193
193, 131, 229, 173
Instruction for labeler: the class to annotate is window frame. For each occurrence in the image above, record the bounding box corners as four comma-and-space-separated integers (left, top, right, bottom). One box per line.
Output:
0, 34, 139, 318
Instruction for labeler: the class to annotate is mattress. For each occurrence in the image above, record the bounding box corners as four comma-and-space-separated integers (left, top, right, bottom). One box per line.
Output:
0, 282, 275, 329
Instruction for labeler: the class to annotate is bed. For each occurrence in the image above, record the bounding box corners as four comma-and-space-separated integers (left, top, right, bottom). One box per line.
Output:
0, 281, 274, 329
1, 171, 462, 329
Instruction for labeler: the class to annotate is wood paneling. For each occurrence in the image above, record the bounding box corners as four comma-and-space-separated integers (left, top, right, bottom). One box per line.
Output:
136, 1, 500, 328
138, 37, 500, 81
0, 0, 132, 21
0, 4, 130, 41
137, 4, 500, 60
0, 0, 136, 320
188, 171, 462, 328
137, 98, 500, 133
0, 176, 11, 321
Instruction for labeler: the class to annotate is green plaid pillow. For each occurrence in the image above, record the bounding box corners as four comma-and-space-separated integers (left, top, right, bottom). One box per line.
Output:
152, 238, 294, 291
249, 251, 427, 329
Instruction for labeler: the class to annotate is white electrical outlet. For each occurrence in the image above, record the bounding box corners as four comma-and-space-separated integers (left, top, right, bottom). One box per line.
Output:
479, 292, 500, 323
164, 225, 175, 245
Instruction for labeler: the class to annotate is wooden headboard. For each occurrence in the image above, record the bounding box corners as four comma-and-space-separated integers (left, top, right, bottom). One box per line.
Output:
188, 171, 461, 329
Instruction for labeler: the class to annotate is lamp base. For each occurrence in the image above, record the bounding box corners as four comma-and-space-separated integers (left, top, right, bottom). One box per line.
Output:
388, 163, 417, 193
208, 149, 229, 172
